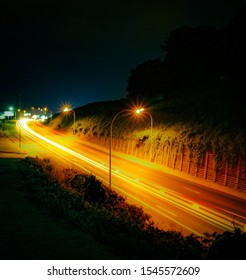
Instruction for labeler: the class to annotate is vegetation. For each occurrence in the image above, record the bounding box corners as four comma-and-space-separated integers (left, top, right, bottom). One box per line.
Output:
19, 156, 246, 259
50, 8, 246, 169
127, 9, 246, 102
125, 7, 246, 167
42, 11, 246, 258
50, 87, 246, 169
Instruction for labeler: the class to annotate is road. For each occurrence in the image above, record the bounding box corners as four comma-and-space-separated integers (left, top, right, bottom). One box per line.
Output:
17, 119, 246, 236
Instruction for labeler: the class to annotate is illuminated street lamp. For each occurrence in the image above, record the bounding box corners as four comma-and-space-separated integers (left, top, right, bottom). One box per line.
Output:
109, 109, 129, 187
9, 106, 15, 119
63, 107, 76, 134
135, 108, 153, 161
109, 108, 153, 187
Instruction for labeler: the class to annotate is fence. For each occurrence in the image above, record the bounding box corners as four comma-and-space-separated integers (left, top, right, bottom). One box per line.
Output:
85, 135, 246, 193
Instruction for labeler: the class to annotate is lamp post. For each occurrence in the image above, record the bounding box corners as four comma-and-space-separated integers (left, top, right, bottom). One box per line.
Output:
63, 107, 76, 134
109, 107, 153, 187
109, 109, 129, 187
135, 108, 153, 161
9, 106, 15, 120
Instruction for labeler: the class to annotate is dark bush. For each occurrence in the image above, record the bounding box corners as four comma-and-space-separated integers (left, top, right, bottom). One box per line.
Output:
19, 156, 244, 259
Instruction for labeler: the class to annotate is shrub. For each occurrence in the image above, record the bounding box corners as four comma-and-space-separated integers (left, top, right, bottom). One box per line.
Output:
19, 156, 245, 259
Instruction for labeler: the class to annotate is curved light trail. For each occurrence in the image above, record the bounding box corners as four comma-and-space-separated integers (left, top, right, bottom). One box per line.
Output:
17, 118, 246, 236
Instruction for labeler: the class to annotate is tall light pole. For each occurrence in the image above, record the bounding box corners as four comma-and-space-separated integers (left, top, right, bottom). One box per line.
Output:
63, 107, 76, 134
136, 108, 153, 161
109, 108, 153, 187
9, 106, 14, 120
109, 109, 130, 187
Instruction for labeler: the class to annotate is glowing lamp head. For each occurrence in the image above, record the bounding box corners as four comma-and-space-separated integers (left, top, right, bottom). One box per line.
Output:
135, 108, 144, 114
63, 107, 70, 112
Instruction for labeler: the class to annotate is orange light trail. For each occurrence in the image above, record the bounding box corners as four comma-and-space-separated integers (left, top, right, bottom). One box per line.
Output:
17, 118, 109, 172
17, 118, 246, 235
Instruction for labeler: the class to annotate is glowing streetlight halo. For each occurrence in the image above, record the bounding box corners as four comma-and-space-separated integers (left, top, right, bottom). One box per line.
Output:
109, 107, 153, 187
62, 106, 76, 134
135, 108, 144, 114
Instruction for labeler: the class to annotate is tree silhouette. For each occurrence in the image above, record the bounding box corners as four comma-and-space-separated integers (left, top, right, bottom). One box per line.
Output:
126, 7, 246, 101
162, 25, 218, 88
126, 58, 166, 101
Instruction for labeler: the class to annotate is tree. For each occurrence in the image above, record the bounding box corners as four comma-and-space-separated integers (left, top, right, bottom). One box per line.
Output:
161, 25, 218, 89
126, 7, 246, 102
126, 59, 166, 101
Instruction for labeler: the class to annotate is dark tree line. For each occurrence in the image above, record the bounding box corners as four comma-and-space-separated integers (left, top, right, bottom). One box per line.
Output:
126, 7, 246, 101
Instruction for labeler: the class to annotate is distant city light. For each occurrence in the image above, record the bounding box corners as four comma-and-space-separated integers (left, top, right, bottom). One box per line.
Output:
23, 112, 31, 117
32, 114, 39, 120
40, 115, 47, 121
4, 111, 14, 117
0, 106, 52, 121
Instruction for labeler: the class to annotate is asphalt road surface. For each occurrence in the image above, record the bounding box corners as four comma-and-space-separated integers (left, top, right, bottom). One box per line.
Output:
17, 119, 246, 236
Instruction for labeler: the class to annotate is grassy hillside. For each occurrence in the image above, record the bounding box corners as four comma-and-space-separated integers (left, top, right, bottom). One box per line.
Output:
49, 85, 246, 168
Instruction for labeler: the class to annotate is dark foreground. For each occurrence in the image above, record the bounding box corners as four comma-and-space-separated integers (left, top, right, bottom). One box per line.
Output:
0, 156, 117, 260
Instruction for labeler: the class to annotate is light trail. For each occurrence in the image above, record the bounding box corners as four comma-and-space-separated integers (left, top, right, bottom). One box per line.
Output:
17, 119, 246, 235
17, 119, 109, 173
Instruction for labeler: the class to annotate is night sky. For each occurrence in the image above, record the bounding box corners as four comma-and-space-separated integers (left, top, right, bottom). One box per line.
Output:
1, 0, 245, 112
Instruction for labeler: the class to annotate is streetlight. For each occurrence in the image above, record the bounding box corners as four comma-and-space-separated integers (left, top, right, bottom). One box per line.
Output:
109, 107, 153, 187
9, 106, 14, 120
109, 109, 129, 187
135, 108, 153, 161
63, 107, 76, 134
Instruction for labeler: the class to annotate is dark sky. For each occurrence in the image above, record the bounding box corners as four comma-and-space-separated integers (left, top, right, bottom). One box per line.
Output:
0, 0, 245, 112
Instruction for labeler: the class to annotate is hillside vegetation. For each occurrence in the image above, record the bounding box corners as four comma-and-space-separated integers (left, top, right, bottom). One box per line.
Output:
50, 85, 246, 169
50, 9, 246, 169
38, 10, 246, 259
